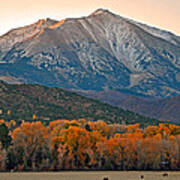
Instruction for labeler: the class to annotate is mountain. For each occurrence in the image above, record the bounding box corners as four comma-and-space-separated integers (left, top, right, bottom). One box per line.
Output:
78, 90, 180, 123
0, 9, 180, 98
0, 81, 160, 126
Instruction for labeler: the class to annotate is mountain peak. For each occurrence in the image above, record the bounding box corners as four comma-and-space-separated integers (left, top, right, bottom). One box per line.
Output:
1, 9, 180, 99
90, 8, 110, 16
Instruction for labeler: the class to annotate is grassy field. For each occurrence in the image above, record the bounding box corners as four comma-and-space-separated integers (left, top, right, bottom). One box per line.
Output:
0, 171, 180, 180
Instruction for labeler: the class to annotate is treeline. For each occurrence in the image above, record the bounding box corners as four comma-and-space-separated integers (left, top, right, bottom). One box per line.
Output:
0, 119, 180, 171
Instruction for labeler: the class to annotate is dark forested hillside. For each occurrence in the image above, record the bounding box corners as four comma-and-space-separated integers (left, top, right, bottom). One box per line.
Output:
78, 90, 180, 124
0, 81, 160, 126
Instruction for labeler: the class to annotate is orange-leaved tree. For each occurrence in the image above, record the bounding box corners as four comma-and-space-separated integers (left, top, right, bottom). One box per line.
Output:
12, 121, 49, 170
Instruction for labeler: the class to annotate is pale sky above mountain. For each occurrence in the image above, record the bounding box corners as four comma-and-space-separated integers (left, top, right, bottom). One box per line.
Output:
0, 0, 180, 36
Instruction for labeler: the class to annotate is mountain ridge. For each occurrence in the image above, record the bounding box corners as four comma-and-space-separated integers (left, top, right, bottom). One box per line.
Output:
0, 9, 180, 98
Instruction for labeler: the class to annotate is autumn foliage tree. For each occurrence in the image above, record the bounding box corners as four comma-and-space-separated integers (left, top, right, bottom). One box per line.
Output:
11, 121, 50, 170
0, 119, 179, 171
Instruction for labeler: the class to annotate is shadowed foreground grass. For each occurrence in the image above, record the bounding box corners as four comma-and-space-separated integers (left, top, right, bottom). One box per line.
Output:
0, 171, 180, 180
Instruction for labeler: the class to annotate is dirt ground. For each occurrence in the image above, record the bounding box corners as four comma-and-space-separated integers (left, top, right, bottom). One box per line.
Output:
0, 171, 180, 180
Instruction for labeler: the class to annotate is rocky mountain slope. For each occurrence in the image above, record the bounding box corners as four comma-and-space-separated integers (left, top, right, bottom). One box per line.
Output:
0, 9, 180, 98
0, 81, 159, 126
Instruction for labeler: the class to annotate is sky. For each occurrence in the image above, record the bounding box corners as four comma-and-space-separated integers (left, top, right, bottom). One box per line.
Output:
0, 0, 180, 36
